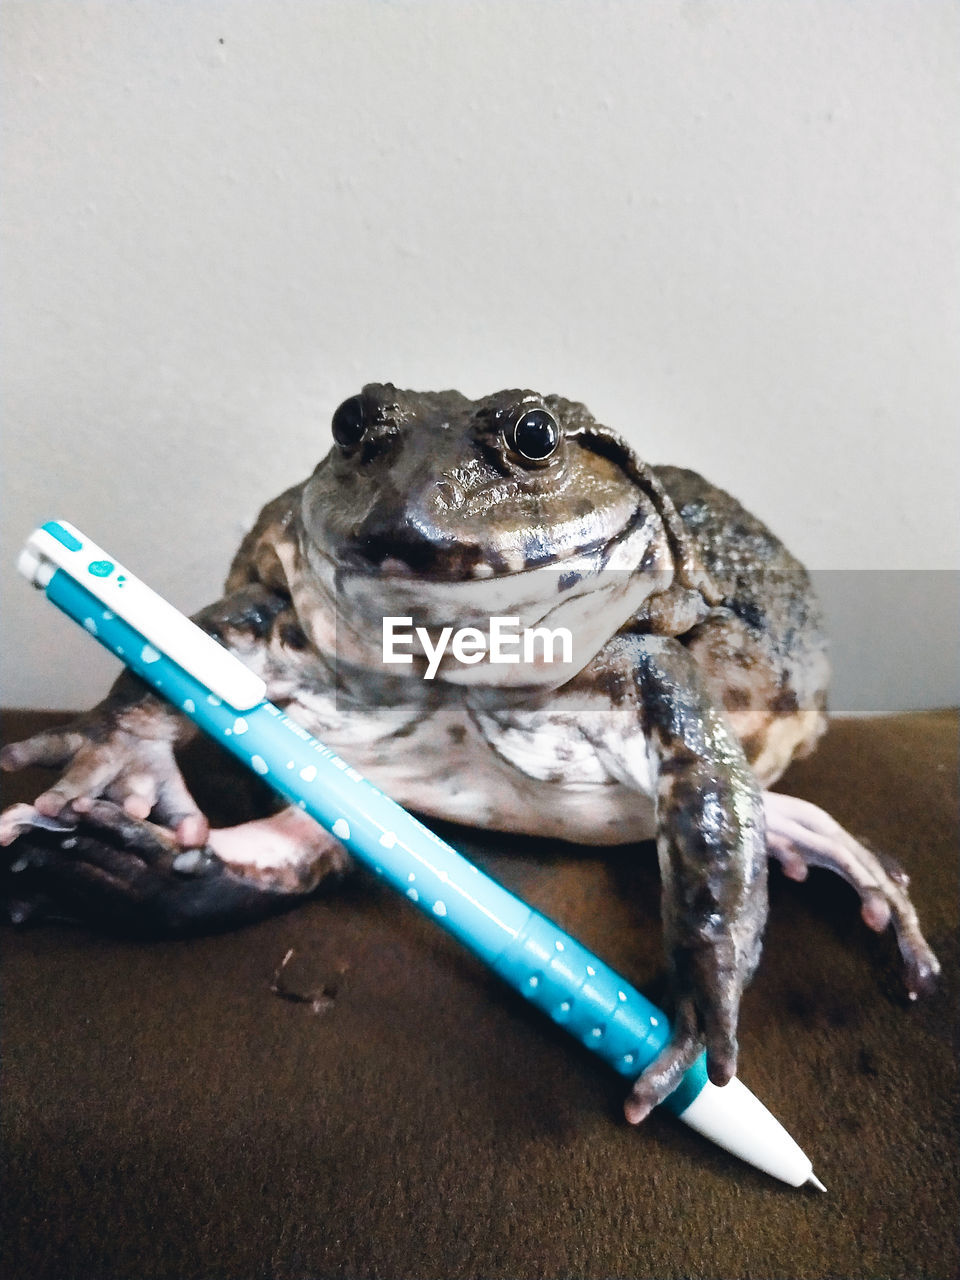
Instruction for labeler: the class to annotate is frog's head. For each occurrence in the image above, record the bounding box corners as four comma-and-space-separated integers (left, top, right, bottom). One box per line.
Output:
301, 384, 710, 684
305, 383, 656, 579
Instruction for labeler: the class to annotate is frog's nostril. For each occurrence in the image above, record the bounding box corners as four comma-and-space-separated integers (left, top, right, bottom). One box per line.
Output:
358, 432, 400, 465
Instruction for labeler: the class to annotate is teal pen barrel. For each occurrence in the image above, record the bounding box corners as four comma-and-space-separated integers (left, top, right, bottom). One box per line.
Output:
43, 565, 709, 1117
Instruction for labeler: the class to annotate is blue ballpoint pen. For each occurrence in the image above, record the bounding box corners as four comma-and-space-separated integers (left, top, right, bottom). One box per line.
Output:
17, 519, 825, 1190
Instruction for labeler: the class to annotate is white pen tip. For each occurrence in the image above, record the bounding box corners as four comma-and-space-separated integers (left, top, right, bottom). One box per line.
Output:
806, 1173, 827, 1193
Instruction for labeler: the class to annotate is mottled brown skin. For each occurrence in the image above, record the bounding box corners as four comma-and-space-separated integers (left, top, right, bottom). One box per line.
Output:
0, 384, 939, 1122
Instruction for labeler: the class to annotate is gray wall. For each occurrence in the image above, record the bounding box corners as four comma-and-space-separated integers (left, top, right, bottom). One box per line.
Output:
3, 1, 958, 713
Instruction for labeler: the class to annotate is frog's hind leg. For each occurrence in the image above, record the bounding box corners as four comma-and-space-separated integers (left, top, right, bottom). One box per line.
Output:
206, 805, 350, 893
763, 791, 940, 998
1, 800, 349, 935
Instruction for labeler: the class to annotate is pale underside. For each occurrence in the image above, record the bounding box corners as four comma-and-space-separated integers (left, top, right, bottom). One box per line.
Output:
287, 681, 656, 845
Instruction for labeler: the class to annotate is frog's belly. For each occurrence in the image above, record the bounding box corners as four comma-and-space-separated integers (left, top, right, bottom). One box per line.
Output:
375, 754, 657, 846
287, 693, 657, 846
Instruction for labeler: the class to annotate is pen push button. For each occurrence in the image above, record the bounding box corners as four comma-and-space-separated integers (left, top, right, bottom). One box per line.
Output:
25, 521, 267, 711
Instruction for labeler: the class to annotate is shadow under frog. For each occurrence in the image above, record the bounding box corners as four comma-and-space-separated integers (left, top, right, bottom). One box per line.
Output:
0, 384, 940, 1123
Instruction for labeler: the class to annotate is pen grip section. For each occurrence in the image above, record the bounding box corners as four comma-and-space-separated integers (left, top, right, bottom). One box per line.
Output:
490, 912, 708, 1114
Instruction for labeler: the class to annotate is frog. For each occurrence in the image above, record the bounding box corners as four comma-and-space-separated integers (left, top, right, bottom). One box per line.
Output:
0, 383, 940, 1123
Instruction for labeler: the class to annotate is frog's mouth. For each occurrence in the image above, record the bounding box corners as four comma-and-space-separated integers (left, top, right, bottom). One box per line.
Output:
342, 533, 527, 582
322, 517, 672, 689
322, 490, 667, 619
333, 482, 654, 584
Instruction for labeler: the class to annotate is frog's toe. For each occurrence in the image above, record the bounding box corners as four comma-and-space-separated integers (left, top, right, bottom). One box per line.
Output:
150, 772, 211, 848
1, 803, 71, 847
0, 726, 86, 773
624, 1004, 701, 1124
764, 792, 941, 999
702, 1013, 737, 1088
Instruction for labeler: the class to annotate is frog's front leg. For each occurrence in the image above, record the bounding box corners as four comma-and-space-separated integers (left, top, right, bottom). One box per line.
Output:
0, 581, 339, 932
0, 584, 298, 840
587, 633, 768, 1123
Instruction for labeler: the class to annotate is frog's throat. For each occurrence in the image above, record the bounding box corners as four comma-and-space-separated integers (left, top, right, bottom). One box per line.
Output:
302, 523, 675, 689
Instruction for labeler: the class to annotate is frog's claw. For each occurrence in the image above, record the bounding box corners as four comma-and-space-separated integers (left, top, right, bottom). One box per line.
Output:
764, 791, 940, 998
624, 1002, 701, 1123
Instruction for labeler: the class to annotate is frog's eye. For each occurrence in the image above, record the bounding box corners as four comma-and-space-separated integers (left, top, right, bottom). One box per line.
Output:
331, 395, 367, 449
510, 407, 561, 462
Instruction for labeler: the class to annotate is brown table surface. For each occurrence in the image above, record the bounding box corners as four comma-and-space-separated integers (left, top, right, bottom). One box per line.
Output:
2, 707, 957, 1280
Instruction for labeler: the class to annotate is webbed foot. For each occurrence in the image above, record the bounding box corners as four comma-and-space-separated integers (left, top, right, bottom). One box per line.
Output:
1, 801, 348, 936
764, 791, 940, 998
